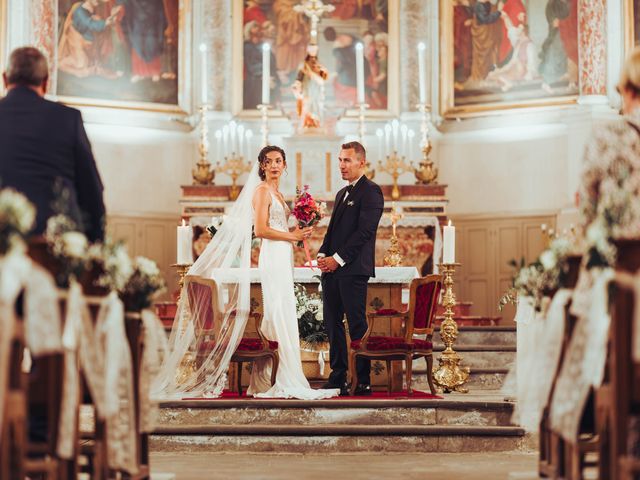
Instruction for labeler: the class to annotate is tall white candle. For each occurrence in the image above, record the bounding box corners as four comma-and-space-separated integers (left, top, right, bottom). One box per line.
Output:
222, 125, 229, 157
245, 129, 254, 160
418, 42, 426, 104
443, 220, 456, 264
376, 128, 383, 162
177, 219, 193, 264
229, 120, 237, 155
384, 124, 391, 157
401, 124, 408, 157
237, 124, 245, 158
214, 130, 222, 161
262, 43, 271, 105
355, 42, 365, 104
391, 119, 399, 152
408, 129, 416, 160
199, 43, 208, 105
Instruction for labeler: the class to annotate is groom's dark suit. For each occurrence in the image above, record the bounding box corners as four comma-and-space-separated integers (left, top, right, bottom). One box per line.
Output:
319, 175, 384, 387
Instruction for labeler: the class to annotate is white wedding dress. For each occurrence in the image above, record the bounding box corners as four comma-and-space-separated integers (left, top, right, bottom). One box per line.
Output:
247, 192, 338, 399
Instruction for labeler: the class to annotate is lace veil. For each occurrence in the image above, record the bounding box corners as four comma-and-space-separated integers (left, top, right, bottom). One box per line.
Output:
152, 161, 261, 399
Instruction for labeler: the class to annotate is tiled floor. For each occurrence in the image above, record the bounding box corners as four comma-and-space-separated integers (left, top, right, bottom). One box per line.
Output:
151, 451, 539, 480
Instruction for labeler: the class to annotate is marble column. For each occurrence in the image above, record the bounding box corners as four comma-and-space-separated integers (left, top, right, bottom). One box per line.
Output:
205, 0, 232, 112
578, 0, 607, 102
29, 0, 57, 94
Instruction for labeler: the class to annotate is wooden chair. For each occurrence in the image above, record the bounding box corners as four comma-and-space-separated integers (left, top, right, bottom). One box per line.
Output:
350, 275, 442, 395
185, 276, 279, 396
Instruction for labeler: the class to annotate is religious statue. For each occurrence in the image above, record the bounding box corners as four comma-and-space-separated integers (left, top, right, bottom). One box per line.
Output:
292, 45, 328, 130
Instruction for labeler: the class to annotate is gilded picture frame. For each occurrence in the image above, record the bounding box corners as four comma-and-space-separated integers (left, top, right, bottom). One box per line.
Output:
54, 0, 192, 114
440, 0, 579, 119
232, 0, 399, 120
624, 0, 640, 55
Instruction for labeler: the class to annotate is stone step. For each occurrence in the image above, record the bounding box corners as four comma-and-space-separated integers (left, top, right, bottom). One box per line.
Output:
431, 345, 516, 370
431, 326, 516, 348
150, 425, 531, 453
412, 368, 509, 391
157, 398, 515, 428
434, 316, 501, 327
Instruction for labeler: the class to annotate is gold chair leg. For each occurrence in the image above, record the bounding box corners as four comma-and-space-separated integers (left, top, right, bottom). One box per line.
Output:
405, 354, 413, 396
426, 354, 436, 395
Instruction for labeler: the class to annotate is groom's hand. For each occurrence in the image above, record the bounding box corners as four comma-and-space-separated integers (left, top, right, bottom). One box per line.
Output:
318, 256, 339, 273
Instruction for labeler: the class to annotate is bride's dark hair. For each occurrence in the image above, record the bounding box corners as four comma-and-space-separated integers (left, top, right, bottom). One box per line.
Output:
257, 145, 287, 180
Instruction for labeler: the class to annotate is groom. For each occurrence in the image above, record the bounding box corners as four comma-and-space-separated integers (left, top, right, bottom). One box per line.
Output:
317, 141, 384, 396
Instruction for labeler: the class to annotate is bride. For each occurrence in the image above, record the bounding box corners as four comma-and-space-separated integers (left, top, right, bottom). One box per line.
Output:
152, 146, 338, 400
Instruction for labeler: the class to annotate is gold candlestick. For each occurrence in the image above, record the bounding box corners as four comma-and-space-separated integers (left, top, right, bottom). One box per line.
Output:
172, 263, 196, 385
383, 202, 403, 266
216, 153, 253, 201
433, 263, 469, 393
377, 151, 413, 200
413, 102, 438, 185
192, 106, 216, 185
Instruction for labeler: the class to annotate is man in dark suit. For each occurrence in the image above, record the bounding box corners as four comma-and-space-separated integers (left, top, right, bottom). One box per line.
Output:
318, 141, 384, 396
0, 47, 105, 242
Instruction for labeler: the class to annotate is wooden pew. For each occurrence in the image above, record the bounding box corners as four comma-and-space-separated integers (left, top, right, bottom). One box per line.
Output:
538, 255, 584, 479
596, 239, 640, 480
0, 295, 28, 480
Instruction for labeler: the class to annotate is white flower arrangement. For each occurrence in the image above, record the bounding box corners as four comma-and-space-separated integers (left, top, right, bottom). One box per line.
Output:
45, 215, 90, 287
88, 239, 134, 292
295, 283, 327, 345
120, 256, 166, 311
0, 188, 36, 255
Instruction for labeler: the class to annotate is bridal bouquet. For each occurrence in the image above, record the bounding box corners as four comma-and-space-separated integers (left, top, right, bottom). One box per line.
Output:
0, 188, 36, 255
292, 185, 326, 267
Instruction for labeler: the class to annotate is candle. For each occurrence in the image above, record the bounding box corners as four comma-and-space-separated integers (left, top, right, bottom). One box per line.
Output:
407, 129, 415, 160
199, 43, 208, 105
245, 129, 254, 160
384, 124, 391, 157
222, 124, 229, 157
443, 220, 455, 264
392, 119, 399, 152
229, 120, 237, 155
376, 128, 383, 162
355, 42, 365, 104
236, 124, 245, 158
262, 43, 271, 105
177, 219, 193, 264
400, 124, 408, 157
214, 130, 222, 160
418, 42, 426, 104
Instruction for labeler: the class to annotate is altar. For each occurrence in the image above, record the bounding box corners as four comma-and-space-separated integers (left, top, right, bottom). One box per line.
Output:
229, 266, 419, 392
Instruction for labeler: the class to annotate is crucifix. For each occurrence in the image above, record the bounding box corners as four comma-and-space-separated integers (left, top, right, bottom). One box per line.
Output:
294, 0, 335, 44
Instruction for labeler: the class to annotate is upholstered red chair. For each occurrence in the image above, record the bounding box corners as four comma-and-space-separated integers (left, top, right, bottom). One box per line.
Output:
185, 276, 279, 396
349, 274, 442, 395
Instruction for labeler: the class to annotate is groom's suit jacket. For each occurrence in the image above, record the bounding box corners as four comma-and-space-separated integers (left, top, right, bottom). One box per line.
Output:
319, 175, 384, 277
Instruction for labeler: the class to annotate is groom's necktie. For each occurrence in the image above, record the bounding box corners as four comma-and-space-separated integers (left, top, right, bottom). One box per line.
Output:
343, 184, 354, 203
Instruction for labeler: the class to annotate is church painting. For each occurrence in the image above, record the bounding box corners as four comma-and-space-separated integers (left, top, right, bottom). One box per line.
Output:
624, 0, 640, 53
441, 0, 579, 117
236, 0, 397, 124
55, 0, 185, 111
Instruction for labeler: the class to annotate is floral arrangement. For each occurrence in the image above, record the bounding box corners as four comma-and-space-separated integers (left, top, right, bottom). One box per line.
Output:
120, 256, 166, 311
292, 185, 326, 266
295, 283, 327, 346
498, 236, 573, 312
87, 239, 134, 292
45, 214, 90, 287
0, 188, 36, 255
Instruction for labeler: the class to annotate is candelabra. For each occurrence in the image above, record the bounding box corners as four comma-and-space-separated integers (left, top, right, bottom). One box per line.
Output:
172, 263, 196, 385
257, 104, 270, 147
216, 153, 253, 201
413, 103, 438, 185
377, 152, 413, 200
433, 263, 470, 393
192, 105, 215, 185
383, 203, 403, 267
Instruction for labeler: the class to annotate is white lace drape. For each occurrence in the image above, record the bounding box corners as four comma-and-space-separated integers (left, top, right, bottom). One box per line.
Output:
0, 252, 62, 436
550, 268, 614, 442
140, 309, 168, 432
511, 290, 572, 431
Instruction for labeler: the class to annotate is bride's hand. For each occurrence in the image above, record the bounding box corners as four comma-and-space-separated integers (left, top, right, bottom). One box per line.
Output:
293, 226, 313, 241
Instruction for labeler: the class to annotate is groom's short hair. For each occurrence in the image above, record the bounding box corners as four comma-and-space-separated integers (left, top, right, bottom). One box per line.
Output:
5, 47, 48, 87
341, 141, 366, 161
